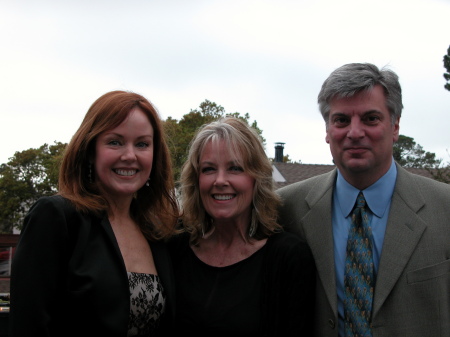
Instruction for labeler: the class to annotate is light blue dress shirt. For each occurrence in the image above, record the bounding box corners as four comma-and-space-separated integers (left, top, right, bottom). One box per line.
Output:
333, 159, 397, 337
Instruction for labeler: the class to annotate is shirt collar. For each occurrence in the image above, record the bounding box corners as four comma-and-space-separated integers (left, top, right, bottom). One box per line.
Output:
336, 159, 397, 218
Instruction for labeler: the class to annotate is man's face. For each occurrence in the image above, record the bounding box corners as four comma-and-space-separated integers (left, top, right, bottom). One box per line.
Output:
326, 85, 399, 188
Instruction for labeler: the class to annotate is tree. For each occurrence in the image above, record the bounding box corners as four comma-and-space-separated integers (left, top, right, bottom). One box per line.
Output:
0, 142, 66, 232
444, 45, 450, 91
427, 149, 450, 184
429, 165, 450, 184
393, 135, 441, 168
163, 99, 265, 183
282, 154, 302, 163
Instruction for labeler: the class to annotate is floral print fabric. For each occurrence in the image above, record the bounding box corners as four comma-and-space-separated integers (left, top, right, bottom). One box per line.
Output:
127, 272, 166, 336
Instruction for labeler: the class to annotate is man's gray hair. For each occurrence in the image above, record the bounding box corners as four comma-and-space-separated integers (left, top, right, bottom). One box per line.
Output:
317, 63, 403, 127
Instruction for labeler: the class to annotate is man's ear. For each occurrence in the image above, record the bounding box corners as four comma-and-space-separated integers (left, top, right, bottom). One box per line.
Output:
393, 117, 400, 142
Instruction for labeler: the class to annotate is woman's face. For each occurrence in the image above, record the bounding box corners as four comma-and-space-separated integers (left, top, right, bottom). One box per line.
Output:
198, 140, 255, 226
94, 107, 154, 203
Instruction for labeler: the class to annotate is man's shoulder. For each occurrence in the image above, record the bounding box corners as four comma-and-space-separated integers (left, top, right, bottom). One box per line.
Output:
399, 166, 450, 191
396, 166, 450, 206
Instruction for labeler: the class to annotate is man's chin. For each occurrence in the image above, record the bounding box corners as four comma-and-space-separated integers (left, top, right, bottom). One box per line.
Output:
343, 158, 371, 172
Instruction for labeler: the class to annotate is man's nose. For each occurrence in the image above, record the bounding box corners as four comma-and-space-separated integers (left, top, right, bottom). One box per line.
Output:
347, 119, 365, 139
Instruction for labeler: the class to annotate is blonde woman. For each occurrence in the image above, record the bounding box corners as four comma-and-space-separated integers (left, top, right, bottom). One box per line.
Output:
169, 116, 315, 336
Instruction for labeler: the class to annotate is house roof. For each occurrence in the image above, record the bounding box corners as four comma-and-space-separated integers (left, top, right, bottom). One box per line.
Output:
272, 162, 435, 188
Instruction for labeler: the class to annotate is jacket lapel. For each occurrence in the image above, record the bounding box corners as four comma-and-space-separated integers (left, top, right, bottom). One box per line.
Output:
372, 164, 427, 316
302, 170, 338, 316
100, 216, 127, 268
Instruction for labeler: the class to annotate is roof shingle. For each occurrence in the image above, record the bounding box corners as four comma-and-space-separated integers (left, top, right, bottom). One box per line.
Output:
272, 162, 434, 188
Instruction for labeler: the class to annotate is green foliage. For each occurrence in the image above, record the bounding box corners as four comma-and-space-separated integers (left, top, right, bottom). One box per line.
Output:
393, 135, 441, 169
0, 142, 66, 232
163, 99, 264, 184
444, 45, 450, 91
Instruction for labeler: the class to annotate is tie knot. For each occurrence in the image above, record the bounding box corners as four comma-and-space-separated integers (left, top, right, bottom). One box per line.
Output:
356, 192, 366, 209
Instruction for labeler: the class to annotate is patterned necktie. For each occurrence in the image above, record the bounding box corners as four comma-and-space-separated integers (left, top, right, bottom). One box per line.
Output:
344, 192, 374, 337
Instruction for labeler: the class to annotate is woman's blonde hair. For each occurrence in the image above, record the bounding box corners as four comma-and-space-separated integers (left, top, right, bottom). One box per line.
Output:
180, 116, 282, 245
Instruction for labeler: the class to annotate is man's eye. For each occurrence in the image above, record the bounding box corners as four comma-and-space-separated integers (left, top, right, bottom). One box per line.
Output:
366, 115, 380, 123
334, 117, 349, 124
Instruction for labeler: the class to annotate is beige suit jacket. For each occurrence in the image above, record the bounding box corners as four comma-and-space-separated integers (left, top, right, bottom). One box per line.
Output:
277, 163, 450, 337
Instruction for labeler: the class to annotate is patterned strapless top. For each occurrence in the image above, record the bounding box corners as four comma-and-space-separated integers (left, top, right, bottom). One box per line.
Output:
127, 272, 166, 336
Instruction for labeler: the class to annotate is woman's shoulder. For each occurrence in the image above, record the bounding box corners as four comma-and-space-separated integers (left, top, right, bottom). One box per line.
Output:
27, 195, 97, 227
31, 194, 73, 209
267, 230, 303, 246
26, 195, 72, 217
265, 231, 312, 258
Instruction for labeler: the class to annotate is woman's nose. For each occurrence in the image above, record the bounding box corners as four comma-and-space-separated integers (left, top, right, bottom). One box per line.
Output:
121, 144, 137, 161
213, 169, 228, 186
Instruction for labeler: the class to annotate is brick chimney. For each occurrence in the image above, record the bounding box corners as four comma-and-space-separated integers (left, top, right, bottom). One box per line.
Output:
274, 142, 285, 162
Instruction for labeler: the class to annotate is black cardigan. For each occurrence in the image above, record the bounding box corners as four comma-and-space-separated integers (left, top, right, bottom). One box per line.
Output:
10, 195, 175, 337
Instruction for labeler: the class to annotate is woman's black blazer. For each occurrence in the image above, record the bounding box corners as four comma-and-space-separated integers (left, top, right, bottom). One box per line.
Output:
10, 195, 175, 337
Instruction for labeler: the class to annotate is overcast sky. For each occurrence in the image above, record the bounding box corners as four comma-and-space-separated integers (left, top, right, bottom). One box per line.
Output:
1, 0, 449, 166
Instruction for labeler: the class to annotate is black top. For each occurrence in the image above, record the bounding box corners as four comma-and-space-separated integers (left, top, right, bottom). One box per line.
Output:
175, 241, 264, 335
169, 231, 316, 337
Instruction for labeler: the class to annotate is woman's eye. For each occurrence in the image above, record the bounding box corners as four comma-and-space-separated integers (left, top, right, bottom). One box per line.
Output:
108, 140, 121, 146
201, 167, 215, 173
230, 166, 244, 172
136, 142, 149, 148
